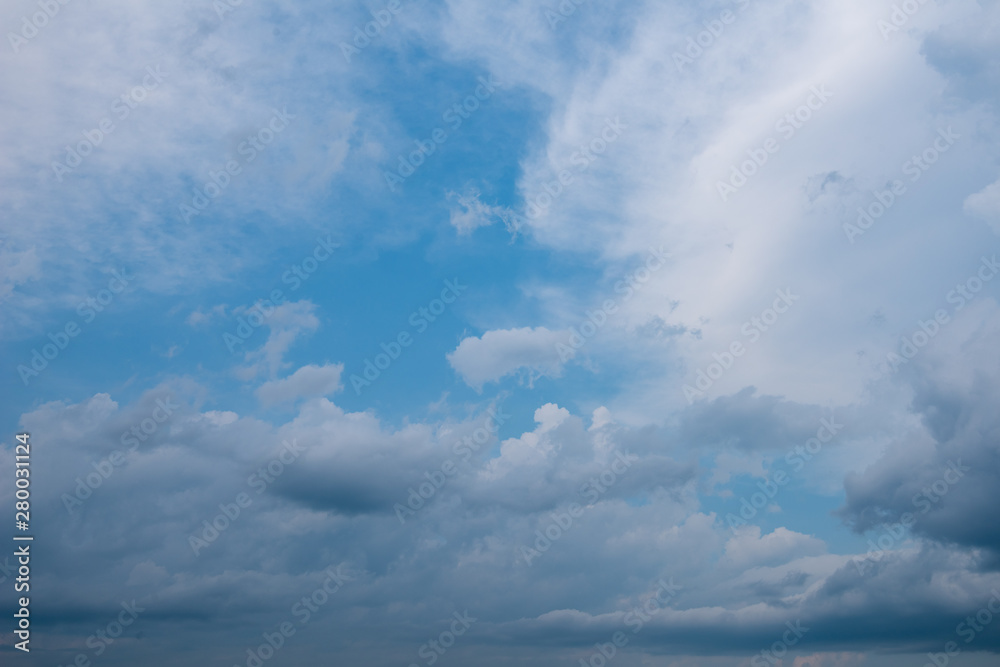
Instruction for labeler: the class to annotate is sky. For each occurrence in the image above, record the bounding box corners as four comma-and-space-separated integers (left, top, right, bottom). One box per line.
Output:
2, 0, 1000, 665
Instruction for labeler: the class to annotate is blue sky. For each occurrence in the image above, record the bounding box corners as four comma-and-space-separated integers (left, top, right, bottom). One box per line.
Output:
3, 1, 1000, 666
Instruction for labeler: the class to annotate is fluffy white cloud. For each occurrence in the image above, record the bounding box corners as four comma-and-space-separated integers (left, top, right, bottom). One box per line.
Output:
236, 300, 320, 380
447, 326, 571, 388
255, 362, 344, 405
4, 0, 1000, 663
437, 0, 998, 418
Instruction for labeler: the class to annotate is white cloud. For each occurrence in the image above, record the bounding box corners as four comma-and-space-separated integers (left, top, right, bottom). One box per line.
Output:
964, 176, 1000, 233
436, 0, 998, 418
447, 188, 522, 235
255, 363, 344, 405
708, 451, 769, 490
0, 244, 40, 305
186, 304, 228, 327
6, 0, 1000, 662
0, 0, 368, 336
447, 326, 571, 388
237, 300, 320, 380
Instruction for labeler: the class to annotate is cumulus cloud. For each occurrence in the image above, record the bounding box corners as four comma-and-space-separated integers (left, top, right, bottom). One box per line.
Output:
436, 0, 1000, 417
839, 299, 1000, 557
447, 326, 571, 388
4, 0, 1000, 664
255, 363, 344, 405
723, 526, 826, 570
4, 376, 1000, 664
236, 300, 320, 380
